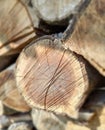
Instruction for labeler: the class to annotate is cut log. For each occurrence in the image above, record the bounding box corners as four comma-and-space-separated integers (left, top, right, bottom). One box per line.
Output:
66, 90, 105, 130
65, 0, 105, 76
8, 122, 33, 130
0, 0, 37, 56
0, 64, 31, 112
24, 0, 90, 25
16, 36, 102, 118
20, 0, 40, 28
31, 109, 66, 130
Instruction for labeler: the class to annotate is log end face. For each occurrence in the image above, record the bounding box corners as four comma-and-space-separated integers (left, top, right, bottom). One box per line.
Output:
16, 38, 90, 118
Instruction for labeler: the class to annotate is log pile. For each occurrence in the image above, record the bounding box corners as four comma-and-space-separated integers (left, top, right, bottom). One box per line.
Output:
0, 0, 105, 130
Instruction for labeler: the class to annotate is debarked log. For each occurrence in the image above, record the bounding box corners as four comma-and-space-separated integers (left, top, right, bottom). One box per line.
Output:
16, 36, 102, 118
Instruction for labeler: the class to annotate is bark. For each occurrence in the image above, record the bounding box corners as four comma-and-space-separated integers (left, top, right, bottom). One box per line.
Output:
16, 36, 102, 118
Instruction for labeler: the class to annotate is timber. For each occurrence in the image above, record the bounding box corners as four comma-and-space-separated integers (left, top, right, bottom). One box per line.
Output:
16, 36, 102, 118
65, 0, 105, 76
0, 64, 31, 112
0, 0, 36, 56
0, 0, 105, 129
66, 89, 105, 130
30, 0, 82, 24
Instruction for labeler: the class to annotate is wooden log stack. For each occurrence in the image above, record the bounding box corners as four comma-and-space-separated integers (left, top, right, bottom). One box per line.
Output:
0, 0, 105, 130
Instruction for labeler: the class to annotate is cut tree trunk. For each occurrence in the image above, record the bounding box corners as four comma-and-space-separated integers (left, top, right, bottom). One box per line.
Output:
21, 0, 91, 36
30, 0, 82, 25
15, 36, 102, 118
0, 64, 31, 112
0, 0, 37, 56
65, 0, 105, 76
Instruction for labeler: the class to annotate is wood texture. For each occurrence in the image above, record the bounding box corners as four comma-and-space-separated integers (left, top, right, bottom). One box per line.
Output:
65, 0, 105, 76
66, 90, 105, 130
30, 0, 82, 24
0, 64, 31, 112
16, 36, 102, 118
0, 0, 36, 56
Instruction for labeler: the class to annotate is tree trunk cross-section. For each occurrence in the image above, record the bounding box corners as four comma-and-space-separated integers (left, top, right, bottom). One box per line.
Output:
16, 36, 102, 118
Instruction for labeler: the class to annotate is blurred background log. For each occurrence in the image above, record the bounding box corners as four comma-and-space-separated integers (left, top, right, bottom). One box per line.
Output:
0, 0, 37, 56
66, 89, 105, 130
65, 0, 105, 76
29, 0, 82, 25
0, 64, 31, 112
16, 36, 102, 118
21, 0, 90, 35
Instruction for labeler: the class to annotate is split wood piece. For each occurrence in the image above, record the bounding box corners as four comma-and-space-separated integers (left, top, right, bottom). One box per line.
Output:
31, 109, 66, 130
0, 0, 37, 56
76, 89, 105, 122
16, 36, 102, 118
65, 0, 105, 76
20, 0, 39, 28
26, 0, 89, 25
66, 91, 105, 130
0, 54, 18, 72
0, 64, 31, 112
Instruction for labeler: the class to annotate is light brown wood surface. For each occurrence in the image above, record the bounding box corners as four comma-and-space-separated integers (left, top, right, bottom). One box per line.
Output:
0, 0, 36, 56
65, 0, 105, 76
16, 36, 102, 118
66, 89, 105, 130
30, 0, 81, 24
0, 64, 31, 112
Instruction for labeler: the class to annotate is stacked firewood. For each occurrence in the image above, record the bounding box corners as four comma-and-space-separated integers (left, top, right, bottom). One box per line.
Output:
0, 0, 105, 130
